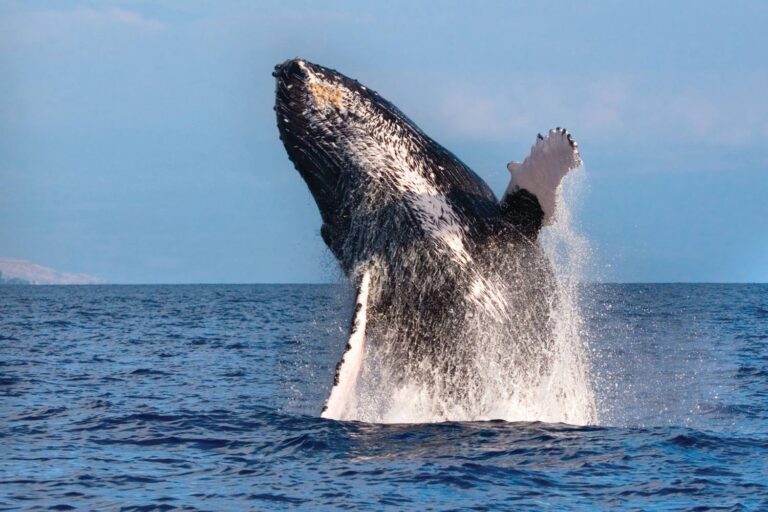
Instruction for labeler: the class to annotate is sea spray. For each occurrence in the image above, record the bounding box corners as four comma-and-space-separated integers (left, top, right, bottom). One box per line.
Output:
537, 166, 597, 425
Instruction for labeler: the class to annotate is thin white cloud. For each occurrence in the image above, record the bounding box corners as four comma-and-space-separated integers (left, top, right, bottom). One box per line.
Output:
422, 73, 768, 151
2, 4, 165, 46
95, 7, 165, 30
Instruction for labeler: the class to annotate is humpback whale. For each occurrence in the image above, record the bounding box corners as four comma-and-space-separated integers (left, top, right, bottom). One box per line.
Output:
274, 58, 585, 422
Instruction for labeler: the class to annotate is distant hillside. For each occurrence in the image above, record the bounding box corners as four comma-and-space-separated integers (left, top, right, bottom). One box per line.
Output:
0, 259, 103, 285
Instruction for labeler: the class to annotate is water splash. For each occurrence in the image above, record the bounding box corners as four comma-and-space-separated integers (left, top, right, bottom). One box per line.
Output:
329, 166, 597, 425
537, 166, 597, 425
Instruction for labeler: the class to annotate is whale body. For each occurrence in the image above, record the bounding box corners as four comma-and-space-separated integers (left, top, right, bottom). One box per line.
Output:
274, 58, 583, 421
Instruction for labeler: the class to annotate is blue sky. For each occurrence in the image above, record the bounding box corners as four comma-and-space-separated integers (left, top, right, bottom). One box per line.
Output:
1, 0, 766, 283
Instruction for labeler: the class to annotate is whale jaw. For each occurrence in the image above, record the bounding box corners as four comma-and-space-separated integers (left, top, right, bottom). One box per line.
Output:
274, 58, 503, 274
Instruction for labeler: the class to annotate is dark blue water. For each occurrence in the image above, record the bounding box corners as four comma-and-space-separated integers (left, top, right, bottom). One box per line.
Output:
2, 284, 767, 510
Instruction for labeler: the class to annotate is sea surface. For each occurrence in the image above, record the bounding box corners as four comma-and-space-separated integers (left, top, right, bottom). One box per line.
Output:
1, 284, 767, 510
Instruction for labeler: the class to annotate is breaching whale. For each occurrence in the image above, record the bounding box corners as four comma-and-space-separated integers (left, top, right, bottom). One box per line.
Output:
274, 58, 583, 422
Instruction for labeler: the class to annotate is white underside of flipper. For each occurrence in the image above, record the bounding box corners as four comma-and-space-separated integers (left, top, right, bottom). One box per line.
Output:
504, 128, 581, 224
321, 269, 372, 420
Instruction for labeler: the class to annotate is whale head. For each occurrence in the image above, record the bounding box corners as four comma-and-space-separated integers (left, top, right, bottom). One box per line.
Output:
274, 58, 402, 144
273, 58, 426, 222
274, 58, 499, 256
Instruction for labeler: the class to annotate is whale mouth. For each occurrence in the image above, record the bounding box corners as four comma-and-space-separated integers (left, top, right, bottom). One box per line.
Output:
273, 58, 390, 229
273, 58, 322, 85
273, 59, 312, 108
272, 57, 500, 256
277, 59, 343, 107
272, 58, 308, 80
273, 59, 353, 228
274, 59, 350, 123
273, 59, 314, 132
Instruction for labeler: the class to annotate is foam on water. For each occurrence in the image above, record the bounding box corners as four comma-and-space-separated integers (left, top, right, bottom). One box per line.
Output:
336, 166, 596, 425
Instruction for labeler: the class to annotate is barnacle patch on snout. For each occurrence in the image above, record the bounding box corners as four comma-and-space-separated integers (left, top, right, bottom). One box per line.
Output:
307, 80, 346, 112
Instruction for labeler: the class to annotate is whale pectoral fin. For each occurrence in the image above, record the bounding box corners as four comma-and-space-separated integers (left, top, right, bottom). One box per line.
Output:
500, 128, 581, 236
321, 269, 372, 420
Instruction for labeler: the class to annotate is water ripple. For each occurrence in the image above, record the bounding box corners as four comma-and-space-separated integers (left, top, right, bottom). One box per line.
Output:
1, 284, 766, 510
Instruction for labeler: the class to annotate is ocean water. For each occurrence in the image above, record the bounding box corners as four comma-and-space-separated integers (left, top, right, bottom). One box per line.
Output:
1, 283, 767, 510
